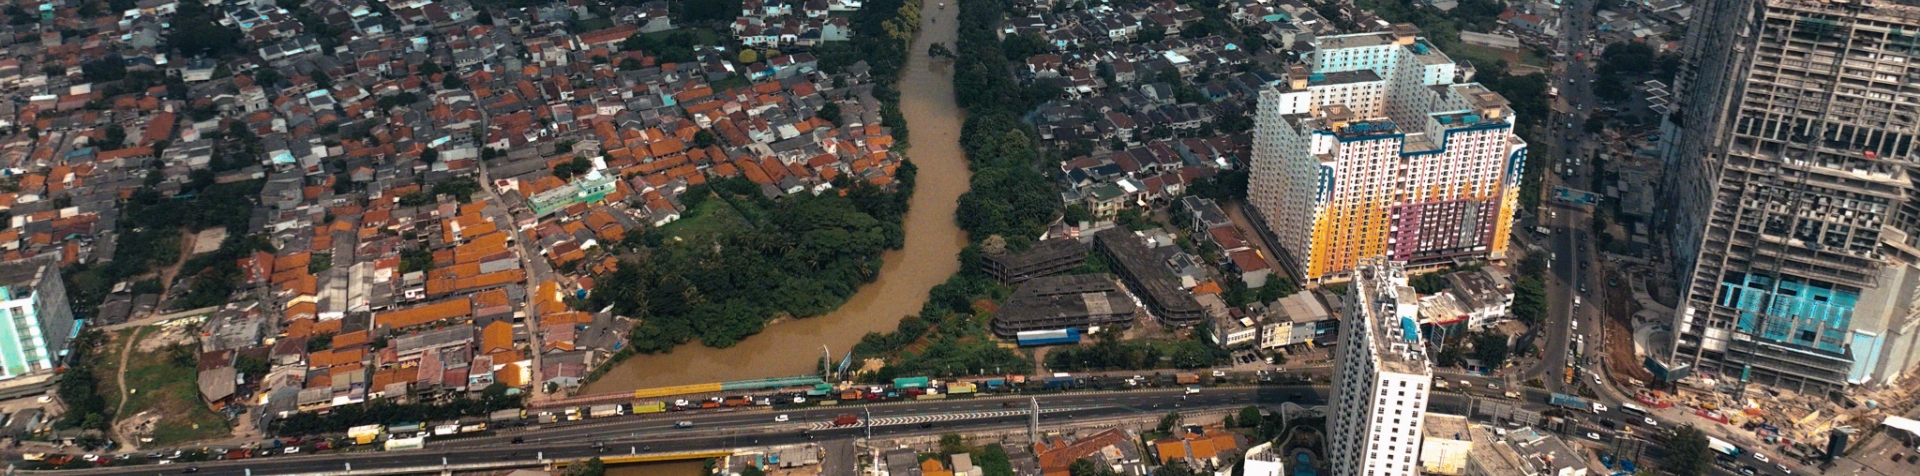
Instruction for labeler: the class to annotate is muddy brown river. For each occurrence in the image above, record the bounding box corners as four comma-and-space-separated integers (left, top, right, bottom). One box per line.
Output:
581, 0, 968, 394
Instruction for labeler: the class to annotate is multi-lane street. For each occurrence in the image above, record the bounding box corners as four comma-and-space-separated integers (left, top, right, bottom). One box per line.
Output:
44, 388, 1324, 476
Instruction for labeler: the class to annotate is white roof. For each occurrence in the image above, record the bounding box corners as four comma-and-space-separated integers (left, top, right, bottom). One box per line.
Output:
1884, 415, 1920, 437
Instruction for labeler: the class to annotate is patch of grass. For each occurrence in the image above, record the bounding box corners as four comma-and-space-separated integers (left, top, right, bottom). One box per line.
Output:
120, 330, 230, 446
656, 197, 748, 243
1448, 43, 1548, 69
93, 328, 137, 409
571, 17, 614, 32
643, 28, 722, 46
709, 74, 751, 91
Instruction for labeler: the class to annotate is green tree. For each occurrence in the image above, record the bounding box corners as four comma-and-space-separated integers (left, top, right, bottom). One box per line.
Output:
1410, 272, 1450, 294
1664, 425, 1712, 476
1062, 204, 1091, 225
236, 355, 270, 381
1153, 461, 1197, 476
562, 457, 606, 476
1255, 277, 1295, 303
253, 68, 282, 88
1512, 277, 1548, 324
816, 102, 842, 126
1237, 406, 1261, 428
1157, 412, 1183, 434
1472, 332, 1511, 369
739, 465, 766, 476
100, 124, 127, 150
1137, 25, 1166, 43
554, 156, 593, 180
1069, 458, 1120, 476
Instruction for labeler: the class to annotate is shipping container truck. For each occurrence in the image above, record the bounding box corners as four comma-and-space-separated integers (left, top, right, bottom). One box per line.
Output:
632, 401, 668, 414
387, 422, 423, 434
349, 424, 384, 445
589, 404, 626, 418
1707, 436, 1741, 456
537, 412, 559, 424
1177, 374, 1200, 385
723, 396, 751, 407
433, 423, 460, 436
458, 422, 488, 434
947, 382, 977, 394
384, 436, 424, 452
489, 409, 526, 423
1043, 377, 1075, 389
833, 414, 860, 426
1016, 328, 1082, 346
1548, 393, 1595, 413
893, 377, 931, 389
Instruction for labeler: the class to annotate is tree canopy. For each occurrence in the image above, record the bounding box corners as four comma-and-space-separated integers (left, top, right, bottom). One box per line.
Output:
1664, 425, 1713, 476
597, 178, 908, 350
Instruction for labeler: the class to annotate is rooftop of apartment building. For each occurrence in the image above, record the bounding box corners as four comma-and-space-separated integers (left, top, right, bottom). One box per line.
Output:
1353, 258, 1430, 376
0, 255, 56, 298
1307, 69, 1383, 87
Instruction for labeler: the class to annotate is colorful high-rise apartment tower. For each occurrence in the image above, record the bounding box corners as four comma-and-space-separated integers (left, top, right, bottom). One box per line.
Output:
1249, 24, 1526, 282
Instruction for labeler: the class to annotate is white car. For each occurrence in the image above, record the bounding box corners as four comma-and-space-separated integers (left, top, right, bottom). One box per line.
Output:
1185, 386, 1201, 395
792, 396, 806, 404
1585, 432, 1602, 441
156, 460, 175, 465
1753, 453, 1770, 463
775, 414, 790, 422
1211, 370, 1226, 377
674, 399, 691, 407
1644, 417, 1658, 426
283, 447, 300, 454
1593, 375, 1603, 385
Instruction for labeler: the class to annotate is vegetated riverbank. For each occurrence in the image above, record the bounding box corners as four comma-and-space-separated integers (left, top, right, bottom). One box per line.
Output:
834, 0, 1072, 381
580, 0, 967, 392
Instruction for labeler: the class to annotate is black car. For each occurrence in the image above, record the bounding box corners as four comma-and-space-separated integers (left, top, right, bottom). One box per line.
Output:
511, 436, 524, 444
182, 467, 200, 474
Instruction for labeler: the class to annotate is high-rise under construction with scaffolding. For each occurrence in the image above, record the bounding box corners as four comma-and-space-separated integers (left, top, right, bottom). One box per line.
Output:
1667, 0, 1920, 395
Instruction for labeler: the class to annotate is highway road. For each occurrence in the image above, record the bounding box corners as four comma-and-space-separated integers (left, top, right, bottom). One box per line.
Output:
43, 386, 1554, 476
38, 381, 1783, 476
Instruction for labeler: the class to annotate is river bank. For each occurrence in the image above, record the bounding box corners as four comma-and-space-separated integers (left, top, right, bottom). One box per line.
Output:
579, 0, 968, 392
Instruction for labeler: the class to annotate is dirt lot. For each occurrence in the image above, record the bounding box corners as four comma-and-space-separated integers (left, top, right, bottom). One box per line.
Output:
113, 324, 232, 448
1604, 269, 1655, 384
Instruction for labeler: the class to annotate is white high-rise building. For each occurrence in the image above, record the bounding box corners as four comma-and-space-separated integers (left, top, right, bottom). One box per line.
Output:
1327, 258, 1433, 476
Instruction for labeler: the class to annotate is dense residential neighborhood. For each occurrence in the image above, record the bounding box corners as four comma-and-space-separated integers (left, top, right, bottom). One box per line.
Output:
0, 0, 1915, 475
